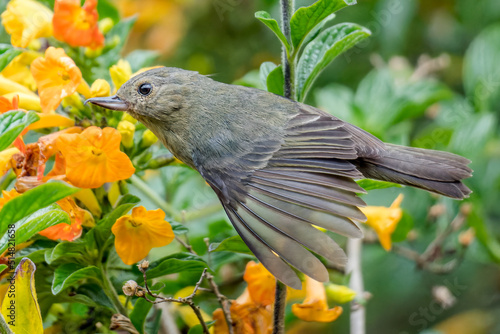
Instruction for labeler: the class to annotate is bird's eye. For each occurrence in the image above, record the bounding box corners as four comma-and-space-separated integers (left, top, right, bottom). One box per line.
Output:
138, 83, 153, 96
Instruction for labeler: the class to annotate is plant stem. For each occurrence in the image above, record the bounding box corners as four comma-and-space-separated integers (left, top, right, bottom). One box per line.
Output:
130, 174, 174, 217
347, 238, 365, 334
272, 280, 287, 334
99, 263, 128, 315
281, 0, 295, 100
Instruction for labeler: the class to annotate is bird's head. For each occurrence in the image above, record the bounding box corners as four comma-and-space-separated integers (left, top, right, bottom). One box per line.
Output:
86, 66, 198, 123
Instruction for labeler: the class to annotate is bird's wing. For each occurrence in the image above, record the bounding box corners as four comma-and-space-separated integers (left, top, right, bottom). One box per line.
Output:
199, 105, 381, 289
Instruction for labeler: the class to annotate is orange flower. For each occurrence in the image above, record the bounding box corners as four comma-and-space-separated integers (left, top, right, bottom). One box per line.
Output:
292, 276, 343, 322
0, 95, 19, 113
243, 261, 276, 306
0, 189, 21, 209
56, 126, 135, 188
111, 206, 175, 265
52, 0, 104, 49
360, 194, 404, 251
31, 47, 82, 113
39, 197, 86, 241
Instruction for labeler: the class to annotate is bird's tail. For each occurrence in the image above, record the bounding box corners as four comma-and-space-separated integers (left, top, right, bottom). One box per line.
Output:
355, 144, 472, 199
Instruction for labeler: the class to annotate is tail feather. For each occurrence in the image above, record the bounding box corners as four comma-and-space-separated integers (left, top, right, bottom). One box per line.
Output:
356, 144, 472, 199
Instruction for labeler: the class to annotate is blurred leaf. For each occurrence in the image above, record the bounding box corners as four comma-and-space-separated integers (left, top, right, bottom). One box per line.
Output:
468, 200, 500, 263
0, 204, 71, 254
126, 50, 160, 73
1, 259, 43, 334
0, 181, 78, 236
0, 264, 6, 272
391, 211, 413, 243
0, 110, 39, 151
209, 235, 252, 255
52, 264, 103, 294
0, 44, 22, 72
259, 62, 277, 88
255, 11, 290, 53
170, 221, 189, 235
267, 65, 284, 96
188, 321, 215, 334
290, 0, 356, 48
449, 113, 496, 157
463, 24, 500, 112
130, 298, 154, 334
96, 0, 120, 23
315, 83, 356, 123
356, 179, 402, 192
233, 70, 264, 89
296, 23, 370, 101
138, 253, 207, 282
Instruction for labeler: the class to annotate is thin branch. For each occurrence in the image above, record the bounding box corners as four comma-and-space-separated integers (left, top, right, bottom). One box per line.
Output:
272, 281, 287, 334
347, 238, 365, 334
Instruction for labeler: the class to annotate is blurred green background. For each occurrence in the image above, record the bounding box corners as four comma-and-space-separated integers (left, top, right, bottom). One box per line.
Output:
113, 0, 500, 333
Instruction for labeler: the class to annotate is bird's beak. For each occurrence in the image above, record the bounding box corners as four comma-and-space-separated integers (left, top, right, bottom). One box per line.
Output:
85, 95, 129, 111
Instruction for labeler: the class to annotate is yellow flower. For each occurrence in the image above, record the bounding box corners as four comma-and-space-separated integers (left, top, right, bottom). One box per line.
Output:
1, 0, 53, 48
243, 261, 276, 306
360, 194, 404, 251
30, 47, 82, 113
110, 59, 132, 91
90, 79, 111, 98
141, 129, 158, 148
292, 276, 343, 322
1, 51, 40, 91
0, 148, 20, 176
111, 206, 175, 265
55, 126, 135, 188
2, 92, 41, 112
117, 120, 135, 148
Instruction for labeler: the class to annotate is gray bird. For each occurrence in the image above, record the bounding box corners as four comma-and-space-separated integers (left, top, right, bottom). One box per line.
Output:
87, 67, 472, 289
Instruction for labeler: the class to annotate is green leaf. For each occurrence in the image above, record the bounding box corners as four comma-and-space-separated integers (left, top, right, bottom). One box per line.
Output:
188, 321, 215, 334
255, 11, 290, 53
0, 110, 39, 151
126, 50, 160, 73
296, 23, 370, 101
44, 241, 90, 265
52, 264, 103, 295
138, 253, 207, 282
259, 62, 277, 88
391, 211, 414, 243
96, 0, 120, 23
463, 24, 500, 112
170, 221, 189, 235
0, 44, 22, 72
449, 113, 496, 157
209, 235, 252, 255
130, 298, 154, 334
5, 205, 71, 254
267, 65, 284, 96
356, 179, 402, 192
0, 181, 79, 237
468, 200, 500, 263
290, 0, 356, 48
0, 264, 6, 273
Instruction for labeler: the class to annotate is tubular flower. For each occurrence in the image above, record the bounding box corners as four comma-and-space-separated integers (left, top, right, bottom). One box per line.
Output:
111, 206, 175, 265
90, 79, 111, 98
31, 47, 82, 113
52, 0, 104, 49
1, 0, 53, 48
0, 189, 21, 210
360, 194, 404, 251
110, 59, 132, 91
292, 276, 343, 322
243, 261, 276, 306
39, 197, 87, 241
55, 126, 135, 188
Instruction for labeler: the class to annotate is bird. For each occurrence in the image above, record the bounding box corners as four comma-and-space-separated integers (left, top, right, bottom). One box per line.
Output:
87, 67, 472, 289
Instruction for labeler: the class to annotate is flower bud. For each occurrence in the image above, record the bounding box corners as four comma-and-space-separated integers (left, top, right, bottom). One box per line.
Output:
62, 92, 84, 110
121, 113, 137, 124
138, 260, 149, 271
141, 130, 158, 148
90, 79, 111, 98
110, 59, 132, 91
117, 120, 135, 148
325, 283, 356, 304
84, 47, 103, 58
122, 280, 138, 296
98, 17, 114, 35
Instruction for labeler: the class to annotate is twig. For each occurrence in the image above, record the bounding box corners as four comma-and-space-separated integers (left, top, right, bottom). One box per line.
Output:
272, 281, 287, 334
176, 235, 234, 334
347, 238, 365, 334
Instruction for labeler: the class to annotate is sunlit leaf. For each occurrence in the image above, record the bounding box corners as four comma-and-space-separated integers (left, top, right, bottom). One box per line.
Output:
255, 11, 290, 53
1, 258, 43, 334
290, 0, 356, 48
0, 110, 39, 151
296, 23, 370, 101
